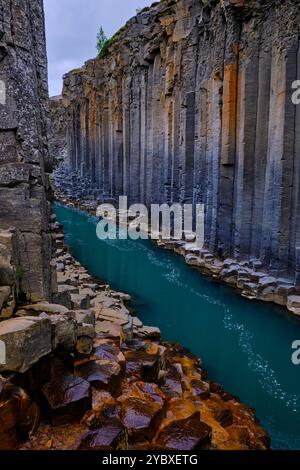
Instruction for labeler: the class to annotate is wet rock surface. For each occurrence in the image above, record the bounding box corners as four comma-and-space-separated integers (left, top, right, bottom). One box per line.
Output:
155, 412, 212, 451
0, 224, 268, 451
79, 417, 127, 450
42, 371, 92, 426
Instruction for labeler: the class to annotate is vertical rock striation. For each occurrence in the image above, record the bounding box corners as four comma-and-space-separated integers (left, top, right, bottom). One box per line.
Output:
54, 0, 300, 282
0, 0, 55, 307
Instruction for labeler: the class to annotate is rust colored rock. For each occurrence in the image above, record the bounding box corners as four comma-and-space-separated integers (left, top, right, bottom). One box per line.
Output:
0, 384, 31, 449
119, 397, 164, 443
160, 364, 183, 398
156, 412, 212, 450
42, 372, 91, 426
94, 341, 125, 363
75, 359, 122, 397
79, 417, 127, 450
215, 408, 234, 428
190, 379, 211, 400
118, 383, 165, 443
82, 390, 118, 429
18, 402, 41, 438
124, 350, 162, 383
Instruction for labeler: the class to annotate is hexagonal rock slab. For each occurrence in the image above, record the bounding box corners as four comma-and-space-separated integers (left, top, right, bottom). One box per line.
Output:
45, 314, 76, 352
79, 417, 127, 450
0, 317, 51, 373
93, 340, 126, 370
124, 350, 163, 383
137, 326, 161, 340
16, 303, 69, 317
71, 293, 90, 310
42, 372, 91, 425
155, 412, 212, 450
118, 382, 166, 443
75, 359, 122, 397
95, 321, 124, 344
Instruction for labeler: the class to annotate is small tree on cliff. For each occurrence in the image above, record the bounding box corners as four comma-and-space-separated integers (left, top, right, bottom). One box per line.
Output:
96, 27, 108, 55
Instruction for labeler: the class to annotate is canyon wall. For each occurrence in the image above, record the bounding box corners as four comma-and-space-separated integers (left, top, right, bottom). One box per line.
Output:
0, 0, 55, 309
55, 0, 300, 281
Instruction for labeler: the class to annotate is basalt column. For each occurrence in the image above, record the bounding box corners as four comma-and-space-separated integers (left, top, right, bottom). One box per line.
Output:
0, 0, 55, 307
55, 0, 300, 281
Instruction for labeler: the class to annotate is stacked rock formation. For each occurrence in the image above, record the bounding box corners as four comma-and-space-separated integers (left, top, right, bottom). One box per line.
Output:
0, 223, 270, 450
0, 0, 56, 308
51, 0, 300, 286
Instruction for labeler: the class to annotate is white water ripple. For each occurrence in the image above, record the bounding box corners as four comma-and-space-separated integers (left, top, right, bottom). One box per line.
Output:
223, 309, 298, 413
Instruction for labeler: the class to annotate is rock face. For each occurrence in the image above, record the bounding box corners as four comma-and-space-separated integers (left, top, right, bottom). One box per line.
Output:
49, 96, 68, 167
52, 0, 300, 283
0, 317, 52, 373
0, 0, 55, 304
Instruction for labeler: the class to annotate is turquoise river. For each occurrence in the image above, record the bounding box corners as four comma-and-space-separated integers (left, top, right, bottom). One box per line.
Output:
55, 202, 300, 450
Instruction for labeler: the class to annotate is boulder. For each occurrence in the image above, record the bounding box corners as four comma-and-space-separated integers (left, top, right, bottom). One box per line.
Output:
118, 382, 165, 443
80, 288, 97, 299
75, 359, 122, 397
42, 372, 91, 425
287, 295, 300, 315
124, 350, 163, 383
0, 317, 51, 373
57, 272, 79, 287
137, 326, 161, 340
72, 309, 95, 326
52, 284, 78, 309
79, 417, 127, 450
155, 412, 212, 450
160, 364, 183, 398
94, 307, 129, 326
71, 293, 90, 310
16, 303, 69, 317
46, 314, 77, 351
110, 292, 131, 302
94, 340, 126, 370
95, 321, 124, 344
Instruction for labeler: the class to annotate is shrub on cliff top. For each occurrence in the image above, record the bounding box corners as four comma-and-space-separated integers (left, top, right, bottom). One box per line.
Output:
98, 36, 116, 58
96, 26, 108, 55
97, 25, 127, 59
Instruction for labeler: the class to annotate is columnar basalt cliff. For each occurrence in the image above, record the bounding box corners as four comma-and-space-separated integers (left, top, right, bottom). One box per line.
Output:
50, 95, 68, 166
53, 0, 300, 287
0, 0, 55, 307
0, 0, 272, 451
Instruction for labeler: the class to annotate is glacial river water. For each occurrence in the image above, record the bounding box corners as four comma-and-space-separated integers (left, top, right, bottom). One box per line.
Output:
55, 202, 300, 450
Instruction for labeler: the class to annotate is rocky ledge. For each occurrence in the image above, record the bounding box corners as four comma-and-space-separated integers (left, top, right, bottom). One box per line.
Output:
0, 216, 270, 450
53, 167, 300, 318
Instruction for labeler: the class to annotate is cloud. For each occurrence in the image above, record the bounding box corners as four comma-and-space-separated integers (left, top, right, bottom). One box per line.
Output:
44, 0, 152, 96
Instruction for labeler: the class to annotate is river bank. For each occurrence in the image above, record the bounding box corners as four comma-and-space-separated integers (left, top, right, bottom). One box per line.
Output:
53, 167, 300, 318
0, 212, 270, 450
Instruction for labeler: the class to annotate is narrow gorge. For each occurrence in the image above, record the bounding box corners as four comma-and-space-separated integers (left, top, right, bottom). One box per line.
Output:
1, 0, 300, 456
52, 0, 300, 312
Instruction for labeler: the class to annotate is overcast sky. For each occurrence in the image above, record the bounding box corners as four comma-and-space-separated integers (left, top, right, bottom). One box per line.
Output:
44, 0, 152, 97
